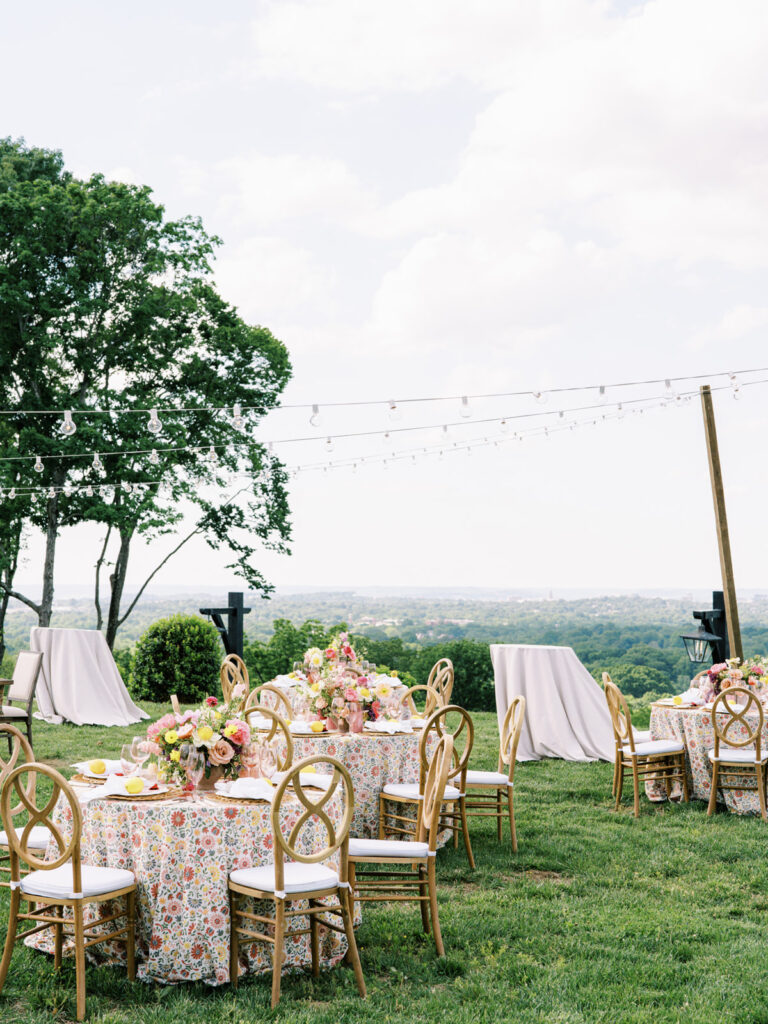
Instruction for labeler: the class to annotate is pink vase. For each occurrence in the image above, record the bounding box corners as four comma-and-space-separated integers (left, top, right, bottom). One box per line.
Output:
348, 707, 364, 733
325, 716, 339, 732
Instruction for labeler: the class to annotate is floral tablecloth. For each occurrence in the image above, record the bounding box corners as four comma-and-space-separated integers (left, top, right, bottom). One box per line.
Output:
28, 787, 355, 985
277, 730, 443, 841
649, 703, 767, 814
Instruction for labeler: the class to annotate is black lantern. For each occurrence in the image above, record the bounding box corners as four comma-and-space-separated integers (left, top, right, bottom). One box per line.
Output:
680, 591, 728, 665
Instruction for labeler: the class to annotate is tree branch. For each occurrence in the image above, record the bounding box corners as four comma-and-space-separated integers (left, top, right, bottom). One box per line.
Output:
94, 523, 112, 631
116, 523, 203, 629
0, 584, 41, 616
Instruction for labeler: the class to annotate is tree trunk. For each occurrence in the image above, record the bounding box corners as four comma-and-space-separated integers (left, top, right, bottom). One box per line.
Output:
105, 527, 134, 650
0, 579, 10, 665
38, 488, 61, 627
94, 524, 113, 632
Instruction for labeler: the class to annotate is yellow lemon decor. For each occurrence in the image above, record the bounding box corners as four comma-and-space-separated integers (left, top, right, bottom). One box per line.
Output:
672, 695, 683, 706
303, 764, 317, 773
88, 759, 106, 775
309, 721, 325, 733
125, 777, 145, 795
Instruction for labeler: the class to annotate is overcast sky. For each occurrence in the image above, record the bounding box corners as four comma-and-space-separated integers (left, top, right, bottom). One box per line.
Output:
4, 0, 768, 596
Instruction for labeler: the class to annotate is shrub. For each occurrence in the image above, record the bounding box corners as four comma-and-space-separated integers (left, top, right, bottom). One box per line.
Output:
131, 615, 222, 704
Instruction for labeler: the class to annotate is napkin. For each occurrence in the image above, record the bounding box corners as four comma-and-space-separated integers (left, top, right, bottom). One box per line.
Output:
216, 778, 275, 802
247, 714, 273, 730
80, 775, 160, 803
71, 759, 123, 778
270, 676, 296, 690
364, 720, 413, 734
290, 722, 321, 734
271, 770, 333, 791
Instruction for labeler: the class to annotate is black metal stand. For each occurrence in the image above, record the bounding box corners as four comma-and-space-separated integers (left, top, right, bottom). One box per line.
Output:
199, 592, 251, 659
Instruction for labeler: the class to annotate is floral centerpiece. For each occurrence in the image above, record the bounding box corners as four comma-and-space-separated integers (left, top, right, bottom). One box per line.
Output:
697, 657, 768, 703
145, 681, 252, 785
297, 632, 397, 730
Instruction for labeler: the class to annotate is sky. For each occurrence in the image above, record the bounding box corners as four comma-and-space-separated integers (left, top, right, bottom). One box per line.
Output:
3, 0, 768, 596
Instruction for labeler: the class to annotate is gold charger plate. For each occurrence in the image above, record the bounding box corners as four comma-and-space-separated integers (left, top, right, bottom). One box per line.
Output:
71, 773, 107, 786
106, 786, 182, 802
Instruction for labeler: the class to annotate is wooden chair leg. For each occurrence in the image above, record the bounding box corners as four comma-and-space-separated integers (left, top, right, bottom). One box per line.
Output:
125, 890, 136, 981
427, 859, 444, 957
458, 798, 475, 869
679, 754, 690, 803
228, 888, 239, 986
757, 765, 768, 822
707, 763, 719, 816
631, 760, 641, 818
338, 888, 366, 997
418, 865, 431, 933
309, 899, 320, 977
54, 904, 64, 969
507, 789, 517, 852
612, 753, 620, 798
613, 763, 624, 811
0, 887, 20, 994
271, 899, 285, 1009
73, 902, 86, 1022
378, 795, 387, 839
450, 802, 458, 848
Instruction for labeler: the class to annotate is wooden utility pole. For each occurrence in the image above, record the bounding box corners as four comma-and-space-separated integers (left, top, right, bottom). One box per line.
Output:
700, 385, 742, 660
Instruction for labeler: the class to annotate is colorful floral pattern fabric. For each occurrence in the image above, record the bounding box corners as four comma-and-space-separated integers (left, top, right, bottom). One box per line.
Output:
649, 704, 767, 814
28, 790, 354, 986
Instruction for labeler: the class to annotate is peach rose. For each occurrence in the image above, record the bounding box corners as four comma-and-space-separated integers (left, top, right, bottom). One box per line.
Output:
208, 739, 235, 765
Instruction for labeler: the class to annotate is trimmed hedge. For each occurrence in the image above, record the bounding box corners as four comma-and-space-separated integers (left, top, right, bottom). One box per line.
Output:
131, 614, 221, 704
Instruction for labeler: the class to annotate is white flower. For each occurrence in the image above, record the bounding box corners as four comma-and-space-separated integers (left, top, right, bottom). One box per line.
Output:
192, 728, 221, 749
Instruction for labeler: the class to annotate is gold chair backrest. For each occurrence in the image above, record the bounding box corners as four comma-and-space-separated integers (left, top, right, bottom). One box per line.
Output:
242, 704, 294, 771
0, 764, 81, 877
419, 735, 454, 849
603, 679, 633, 749
398, 684, 441, 717
428, 659, 454, 705
244, 683, 293, 719
420, 704, 473, 788
220, 654, 248, 702
0, 725, 37, 817
711, 687, 763, 755
499, 695, 526, 777
270, 755, 354, 893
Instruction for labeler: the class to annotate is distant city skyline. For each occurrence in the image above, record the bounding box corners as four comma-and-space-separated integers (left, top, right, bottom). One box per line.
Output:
4, 0, 768, 598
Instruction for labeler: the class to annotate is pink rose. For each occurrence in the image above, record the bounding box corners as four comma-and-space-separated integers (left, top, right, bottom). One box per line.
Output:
224, 720, 250, 746
325, 648, 337, 659
208, 739, 235, 765
156, 713, 176, 731
315, 696, 327, 710
147, 722, 162, 739
345, 688, 358, 702
206, 696, 219, 707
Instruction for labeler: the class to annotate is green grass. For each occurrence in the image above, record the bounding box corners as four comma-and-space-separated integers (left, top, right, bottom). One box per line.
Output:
3, 709, 768, 1023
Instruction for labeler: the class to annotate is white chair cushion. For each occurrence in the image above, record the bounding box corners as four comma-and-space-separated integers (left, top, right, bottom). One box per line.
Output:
622, 740, 684, 756
229, 861, 339, 894
382, 783, 420, 799
21, 864, 134, 900
465, 769, 510, 787
0, 826, 50, 851
443, 784, 463, 799
0, 706, 27, 718
632, 729, 652, 743
708, 747, 768, 764
349, 838, 430, 859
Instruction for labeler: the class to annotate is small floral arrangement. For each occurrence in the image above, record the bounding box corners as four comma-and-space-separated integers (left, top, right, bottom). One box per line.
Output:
697, 657, 768, 702
298, 633, 398, 724
145, 682, 251, 784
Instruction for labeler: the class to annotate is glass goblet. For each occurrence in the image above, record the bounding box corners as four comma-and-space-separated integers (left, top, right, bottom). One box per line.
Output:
120, 744, 137, 777
185, 749, 206, 800
131, 736, 149, 775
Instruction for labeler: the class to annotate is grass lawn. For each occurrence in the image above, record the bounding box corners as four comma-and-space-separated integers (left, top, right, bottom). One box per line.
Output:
2, 707, 768, 1023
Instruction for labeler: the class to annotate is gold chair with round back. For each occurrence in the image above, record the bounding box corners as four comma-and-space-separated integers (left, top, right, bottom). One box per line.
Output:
707, 686, 768, 820
464, 695, 526, 850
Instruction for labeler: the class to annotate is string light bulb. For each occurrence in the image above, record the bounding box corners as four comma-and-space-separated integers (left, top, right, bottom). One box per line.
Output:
598, 386, 606, 404
34, 456, 44, 473
388, 400, 401, 422
309, 404, 321, 427
123, 482, 132, 494
232, 403, 244, 429
85, 485, 93, 497
9, 487, 15, 499
92, 453, 103, 472
147, 409, 162, 435
207, 446, 218, 464
325, 437, 335, 454
499, 419, 509, 433
533, 391, 547, 405
729, 372, 741, 399
47, 487, 55, 499
149, 449, 160, 466
59, 410, 77, 437
460, 396, 472, 418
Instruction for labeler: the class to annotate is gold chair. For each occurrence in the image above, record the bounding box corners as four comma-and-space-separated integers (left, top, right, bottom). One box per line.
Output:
221, 654, 249, 703
602, 672, 651, 797
244, 683, 293, 720
604, 680, 689, 817
378, 704, 475, 869
397, 683, 442, 718
0, 763, 136, 1022
228, 754, 366, 1008
427, 659, 454, 705
707, 687, 768, 820
0, 726, 47, 886
464, 695, 525, 850
349, 734, 453, 955
242, 703, 294, 771
0, 651, 43, 750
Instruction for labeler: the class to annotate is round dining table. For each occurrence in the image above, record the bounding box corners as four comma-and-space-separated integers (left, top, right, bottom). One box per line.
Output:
28, 785, 354, 986
649, 700, 768, 814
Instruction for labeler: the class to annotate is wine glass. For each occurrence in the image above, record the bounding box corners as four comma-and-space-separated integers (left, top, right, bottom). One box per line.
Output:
241, 741, 262, 779
293, 661, 304, 677
131, 736, 149, 775
292, 695, 309, 722
120, 744, 137, 777
185, 748, 206, 799
260, 741, 278, 780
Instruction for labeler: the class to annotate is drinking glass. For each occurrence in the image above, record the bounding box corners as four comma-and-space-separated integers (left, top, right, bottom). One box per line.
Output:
120, 744, 137, 777
241, 741, 263, 779
131, 736, 149, 774
293, 661, 304, 677
292, 695, 309, 722
185, 749, 206, 799
261, 742, 278, 779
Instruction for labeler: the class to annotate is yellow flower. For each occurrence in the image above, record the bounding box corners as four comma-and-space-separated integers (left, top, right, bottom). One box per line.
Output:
164, 729, 179, 744
359, 687, 371, 699
197, 725, 213, 742
214, 710, 222, 720
310, 682, 320, 692
224, 724, 237, 738
170, 749, 181, 762
390, 670, 399, 678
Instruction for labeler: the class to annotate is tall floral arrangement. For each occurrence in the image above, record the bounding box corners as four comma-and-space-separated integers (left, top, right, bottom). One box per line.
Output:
298, 632, 395, 724
145, 682, 252, 783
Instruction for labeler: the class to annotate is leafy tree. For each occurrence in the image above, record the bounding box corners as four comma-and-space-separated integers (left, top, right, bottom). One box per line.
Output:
131, 614, 221, 703
0, 137, 292, 647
